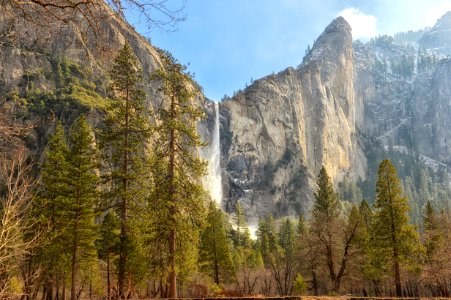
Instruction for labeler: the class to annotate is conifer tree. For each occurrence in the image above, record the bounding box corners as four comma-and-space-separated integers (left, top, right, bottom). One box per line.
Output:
371, 159, 420, 297
100, 42, 150, 298
257, 215, 277, 268
199, 203, 234, 284
274, 218, 298, 295
36, 122, 70, 299
233, 202, 251, 247
65, 116, 99, 300
310, 166, 340, 291
149, 51, 207, 298
310, 166, 360, 293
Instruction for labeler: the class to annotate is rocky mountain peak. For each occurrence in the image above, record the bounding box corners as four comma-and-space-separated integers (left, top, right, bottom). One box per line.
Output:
299, 17, 352, 69
325, 16, 352, 34
433, 11, 451, 30
419, 11, 451, 55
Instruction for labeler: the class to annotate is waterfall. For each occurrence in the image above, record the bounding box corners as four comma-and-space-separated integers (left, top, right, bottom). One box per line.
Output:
203, 101, 223, 205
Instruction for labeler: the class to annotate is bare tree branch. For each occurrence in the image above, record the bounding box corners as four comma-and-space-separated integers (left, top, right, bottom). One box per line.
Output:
0, 147, 43, 298
3, 0, 186, 32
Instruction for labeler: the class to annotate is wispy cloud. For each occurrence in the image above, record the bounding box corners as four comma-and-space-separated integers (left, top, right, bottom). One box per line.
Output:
338, 7, 377, 40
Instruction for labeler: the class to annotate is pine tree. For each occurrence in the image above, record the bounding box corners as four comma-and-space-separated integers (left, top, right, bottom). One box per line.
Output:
312, 167, 340, 222
274, 218, 298, 295
257, 215, 277, 268
233, 202, 251, 247
199, 203, 234, 284
310, 166, 340, 292
36, 122, 71, 299
310, 166, 359, 293
371, 159, 420, 297
359, 199, 372, 229
149, 51, 207, 298
65, 116, 99, 300
100, 42, 150, 298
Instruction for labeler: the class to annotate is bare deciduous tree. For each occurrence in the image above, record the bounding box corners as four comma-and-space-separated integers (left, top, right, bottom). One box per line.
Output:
0, 147, 41, 298
2, 0, 186, 32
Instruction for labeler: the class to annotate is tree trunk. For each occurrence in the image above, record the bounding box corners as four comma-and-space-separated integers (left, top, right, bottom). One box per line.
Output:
107, 253, 111, 300
71, 212, 79, 300
213, 238, 219, 284
168, 229, 177, 298
119, 83, 130, 299
168, 94, 177, 298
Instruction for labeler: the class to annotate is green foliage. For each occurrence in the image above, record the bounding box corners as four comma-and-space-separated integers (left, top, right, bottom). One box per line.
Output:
199, 203, 234, 284
65, 116, 99, 250
9, 59, 107, 154
99, 42, 152, 297
148, 50, 207, 296
369, 159, 421, 295
36, 116, 99, 299
312, 166, 340, 222
293, 273, 307, 295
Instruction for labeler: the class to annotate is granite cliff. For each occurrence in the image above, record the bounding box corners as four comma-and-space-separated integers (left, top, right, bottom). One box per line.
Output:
219, 17, 366, 219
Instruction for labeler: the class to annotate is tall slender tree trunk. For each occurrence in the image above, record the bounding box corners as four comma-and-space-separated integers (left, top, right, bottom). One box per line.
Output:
107, 254, 111, 300
388, 190, 402, 297
213, 236, 219, 284
168, 94, 177, 298
168, 229, 176, 298
119, 85, 130, 299
394, 258, 402, 296
71, 211, 79, 300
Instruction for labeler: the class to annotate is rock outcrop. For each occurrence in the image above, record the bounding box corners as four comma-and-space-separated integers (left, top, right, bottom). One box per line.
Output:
219, 17, 366, 219
419, 11, 451, 55
0, 5, 163, 108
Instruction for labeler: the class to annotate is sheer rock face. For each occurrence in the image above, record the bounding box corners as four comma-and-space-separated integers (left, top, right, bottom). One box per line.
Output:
428, 59, 451, 165
219, 17, 366, 218
352, 12, 451, 169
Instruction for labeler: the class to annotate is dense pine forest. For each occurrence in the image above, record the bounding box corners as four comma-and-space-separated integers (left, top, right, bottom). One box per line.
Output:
1, 1, 451, 299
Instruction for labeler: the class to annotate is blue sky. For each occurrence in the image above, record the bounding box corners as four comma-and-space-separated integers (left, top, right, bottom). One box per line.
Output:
130, 0, 451, 100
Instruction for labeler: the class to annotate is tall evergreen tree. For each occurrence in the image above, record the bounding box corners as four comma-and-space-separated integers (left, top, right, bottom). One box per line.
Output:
371, 159, 420, 297
310, 166, 340, 292
310, 166, 360, 293
36, 122, 70, 300
149, 51, 207, 298
274, 218, 298, 295
233, 202, 251, 248
65, 116, 99, 300
100, 42, 150, 298
199, 203, 234, 284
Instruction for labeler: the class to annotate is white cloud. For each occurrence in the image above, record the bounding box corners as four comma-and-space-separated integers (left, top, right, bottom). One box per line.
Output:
338, 7, 377, 40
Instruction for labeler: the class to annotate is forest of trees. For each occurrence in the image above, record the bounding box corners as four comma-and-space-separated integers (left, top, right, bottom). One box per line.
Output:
1, 45, 450, 298
0, 6, 450, 298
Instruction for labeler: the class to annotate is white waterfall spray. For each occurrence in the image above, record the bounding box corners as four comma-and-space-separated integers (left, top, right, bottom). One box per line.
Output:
203, 101, 223, 205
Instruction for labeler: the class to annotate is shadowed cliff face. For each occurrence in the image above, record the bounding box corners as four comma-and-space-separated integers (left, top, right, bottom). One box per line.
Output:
428, 59, 451, 165
219, 17, 367, 218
